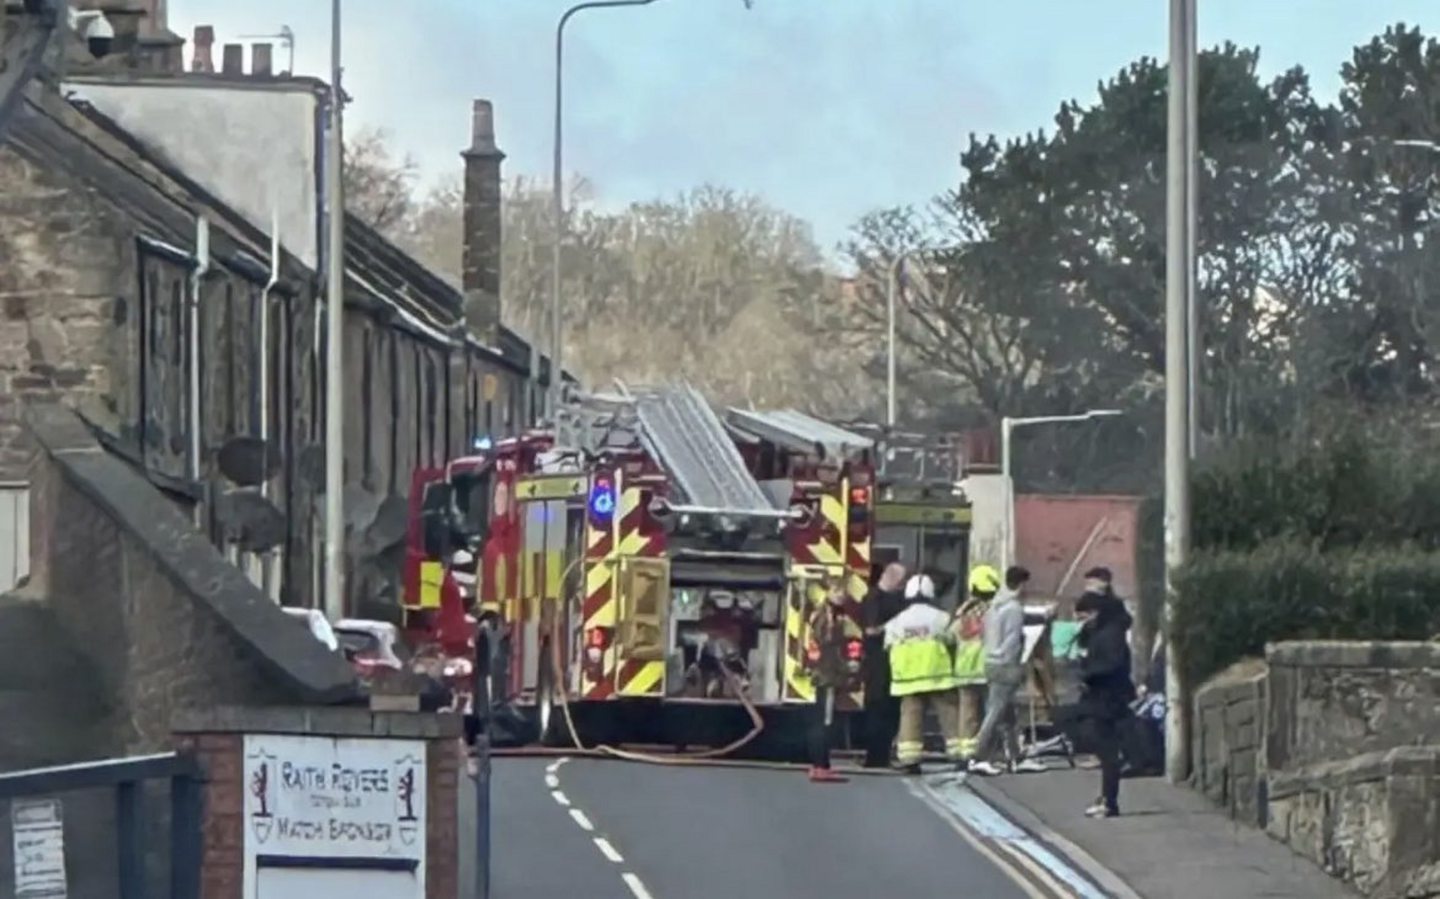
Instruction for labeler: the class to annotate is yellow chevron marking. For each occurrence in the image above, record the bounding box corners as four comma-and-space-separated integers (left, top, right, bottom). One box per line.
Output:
786, 653, 815, 702
618, 528, 650, 556
853, 539, 871, 564
618, 661, 665, 696
585, 591, 617, 629
585, 559, 612, 602
807, 538, 844, 567
620, 485, 643, 518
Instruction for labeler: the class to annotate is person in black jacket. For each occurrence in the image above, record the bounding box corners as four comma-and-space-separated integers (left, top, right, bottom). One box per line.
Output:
861, 562, 907, 768
1075, 590, 1135, 818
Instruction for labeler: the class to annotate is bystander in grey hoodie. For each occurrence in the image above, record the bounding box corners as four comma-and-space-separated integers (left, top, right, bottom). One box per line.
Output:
983, 587, 1025, 679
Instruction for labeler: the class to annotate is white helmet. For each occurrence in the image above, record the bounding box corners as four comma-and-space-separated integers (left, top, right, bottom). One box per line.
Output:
904, 574, 936, 602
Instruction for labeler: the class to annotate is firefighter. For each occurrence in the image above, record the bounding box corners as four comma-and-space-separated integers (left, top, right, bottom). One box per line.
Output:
885, 573, 962, 774
805, 581, 860, 783
953, 564, 999, 757
861, 561, 907, 768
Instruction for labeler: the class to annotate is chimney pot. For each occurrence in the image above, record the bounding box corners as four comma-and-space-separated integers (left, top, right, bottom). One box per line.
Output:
252, 42, 273, 77
191, 24, 214, 73
469, 100, 497, 154
221, 43, 243, 76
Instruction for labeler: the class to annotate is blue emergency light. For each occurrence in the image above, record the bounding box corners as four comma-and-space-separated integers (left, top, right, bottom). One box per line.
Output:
589, 479, 616, 521
472, 435, 493, 451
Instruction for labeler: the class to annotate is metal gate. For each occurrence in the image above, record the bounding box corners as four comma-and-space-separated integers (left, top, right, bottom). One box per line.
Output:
0, 482, 29, 593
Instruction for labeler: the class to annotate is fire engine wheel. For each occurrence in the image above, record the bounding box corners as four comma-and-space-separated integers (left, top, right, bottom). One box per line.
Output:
534, 647, 565, 747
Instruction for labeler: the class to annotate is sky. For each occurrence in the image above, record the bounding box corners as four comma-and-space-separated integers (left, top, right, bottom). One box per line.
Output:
170, 0, 1438, 253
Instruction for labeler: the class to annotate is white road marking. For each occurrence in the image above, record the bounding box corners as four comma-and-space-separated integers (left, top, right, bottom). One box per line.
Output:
593, 837, 624, 863
548, 760, 649, 894
622, 872, 656, 899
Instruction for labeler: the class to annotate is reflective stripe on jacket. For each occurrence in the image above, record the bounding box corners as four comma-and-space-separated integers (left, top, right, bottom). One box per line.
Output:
884, 603, 958, 696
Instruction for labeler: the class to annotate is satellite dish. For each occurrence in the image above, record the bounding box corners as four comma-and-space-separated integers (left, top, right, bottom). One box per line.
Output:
215, 490, 286, 552
216, 436, 280, 487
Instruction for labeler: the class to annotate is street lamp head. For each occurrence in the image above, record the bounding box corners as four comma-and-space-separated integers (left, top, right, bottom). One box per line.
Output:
1086, 409, 1123, 419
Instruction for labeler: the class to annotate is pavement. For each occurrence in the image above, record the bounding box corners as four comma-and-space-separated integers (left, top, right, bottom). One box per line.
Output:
968, 765, 1360, 899
465, 757, 1052, 898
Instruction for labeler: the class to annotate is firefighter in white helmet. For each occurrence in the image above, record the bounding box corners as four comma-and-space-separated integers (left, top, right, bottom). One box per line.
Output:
884, 573, 963, 773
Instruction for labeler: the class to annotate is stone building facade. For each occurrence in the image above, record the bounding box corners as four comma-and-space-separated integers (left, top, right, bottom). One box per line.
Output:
0, 3, 555, 611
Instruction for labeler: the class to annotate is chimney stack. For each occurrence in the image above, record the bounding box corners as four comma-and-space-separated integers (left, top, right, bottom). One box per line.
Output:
221, 43, 243, 76
191, 25, 214, 73
461, 99, 506, 345
251, 42, 273, 77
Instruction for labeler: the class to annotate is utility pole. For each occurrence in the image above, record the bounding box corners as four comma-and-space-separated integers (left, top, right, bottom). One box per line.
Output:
323, 0, 346, 620
1164, 0, 1196, 784
1184, 0, 1199, 460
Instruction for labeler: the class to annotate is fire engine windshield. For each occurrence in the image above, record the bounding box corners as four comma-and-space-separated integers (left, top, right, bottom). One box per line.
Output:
450, 470, 492, 542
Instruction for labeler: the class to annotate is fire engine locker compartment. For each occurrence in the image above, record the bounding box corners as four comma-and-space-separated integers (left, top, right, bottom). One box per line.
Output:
664, 552, 786, 705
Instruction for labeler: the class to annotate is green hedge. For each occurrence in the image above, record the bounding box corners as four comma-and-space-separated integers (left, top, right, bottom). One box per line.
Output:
1173, 540, 1440, 685
1192, 414, 1440, 552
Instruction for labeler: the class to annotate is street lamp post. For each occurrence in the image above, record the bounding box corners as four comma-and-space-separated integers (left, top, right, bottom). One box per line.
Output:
322, 0, 346, 621
885, 250, 928, 429
1000, 410, 1121, 571
551, 0, 661, 420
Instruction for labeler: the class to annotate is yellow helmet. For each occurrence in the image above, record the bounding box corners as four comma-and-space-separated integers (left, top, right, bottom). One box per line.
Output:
968, 564, 1001, 596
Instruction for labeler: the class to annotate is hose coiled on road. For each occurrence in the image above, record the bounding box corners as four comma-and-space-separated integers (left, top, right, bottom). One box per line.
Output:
545, 555, 768, 765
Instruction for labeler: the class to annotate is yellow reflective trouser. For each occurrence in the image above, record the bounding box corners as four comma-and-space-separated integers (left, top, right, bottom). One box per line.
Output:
896, 689, 962, 766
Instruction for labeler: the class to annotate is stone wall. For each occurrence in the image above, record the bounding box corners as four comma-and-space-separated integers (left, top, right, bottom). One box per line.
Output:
1191, 641, 1440, 898
1190, 662, 1266, 826
25, 402, 355, 755
1268, 748, 1440, 898
1266, 641, 1440, 774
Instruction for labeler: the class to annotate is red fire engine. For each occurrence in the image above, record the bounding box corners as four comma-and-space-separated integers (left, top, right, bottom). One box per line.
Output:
400, 387, 873, 751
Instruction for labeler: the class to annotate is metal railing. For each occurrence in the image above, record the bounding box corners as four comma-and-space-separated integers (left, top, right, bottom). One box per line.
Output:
0, 752, 204, 899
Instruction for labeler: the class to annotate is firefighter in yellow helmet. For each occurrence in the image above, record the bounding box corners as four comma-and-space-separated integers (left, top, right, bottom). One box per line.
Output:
952, 565, 1000, 756
885, 573, 962, 773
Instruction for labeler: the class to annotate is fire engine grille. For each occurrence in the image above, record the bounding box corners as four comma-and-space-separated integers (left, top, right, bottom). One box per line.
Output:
633, 384, 774, 515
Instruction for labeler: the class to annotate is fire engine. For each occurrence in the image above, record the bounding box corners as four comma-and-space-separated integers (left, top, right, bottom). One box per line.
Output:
400, 386, 870, 751
837, 423, 974, 609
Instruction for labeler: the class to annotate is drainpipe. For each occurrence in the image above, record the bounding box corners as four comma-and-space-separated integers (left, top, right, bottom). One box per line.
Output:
260, 210, 282, 601
189, 216, 211, 526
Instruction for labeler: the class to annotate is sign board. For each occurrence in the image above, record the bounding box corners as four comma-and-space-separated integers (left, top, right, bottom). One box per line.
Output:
12, 798, 66, 898
243, 735, 426, 897
516, 475, 586, 502
874, 501, 973, 527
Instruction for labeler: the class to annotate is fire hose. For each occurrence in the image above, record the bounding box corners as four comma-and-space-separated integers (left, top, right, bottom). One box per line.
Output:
544, 555, 767, 766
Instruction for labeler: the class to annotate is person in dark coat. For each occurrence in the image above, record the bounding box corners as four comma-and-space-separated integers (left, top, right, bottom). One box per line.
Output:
1075, 589, 1135, 818
861, 562, 907, 768
806, 582, 861, 782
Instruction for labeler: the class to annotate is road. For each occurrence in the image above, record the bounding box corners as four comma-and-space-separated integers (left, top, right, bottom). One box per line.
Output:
470, 757, 1044, 899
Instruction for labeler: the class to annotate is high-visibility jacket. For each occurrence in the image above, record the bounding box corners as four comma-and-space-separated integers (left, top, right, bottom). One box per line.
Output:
883, 602, 958, 696
952, 598, 988, 685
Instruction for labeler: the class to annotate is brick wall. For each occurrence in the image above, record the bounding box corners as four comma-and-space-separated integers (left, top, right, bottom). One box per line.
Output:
174, 707, 462, 899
